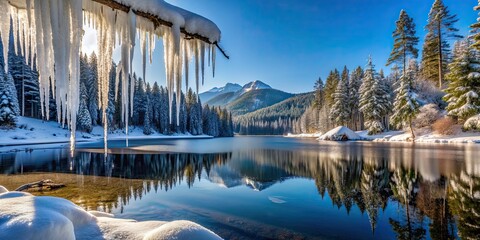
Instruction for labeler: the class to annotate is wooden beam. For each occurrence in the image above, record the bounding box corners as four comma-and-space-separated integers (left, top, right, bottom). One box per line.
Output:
92, 0, 230, 59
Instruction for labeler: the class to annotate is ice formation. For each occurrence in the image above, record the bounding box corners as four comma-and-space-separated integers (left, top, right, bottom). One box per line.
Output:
0, 0, 222, 144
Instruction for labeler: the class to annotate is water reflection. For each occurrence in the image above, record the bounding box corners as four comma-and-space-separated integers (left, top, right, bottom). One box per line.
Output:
0, 140, 480, 239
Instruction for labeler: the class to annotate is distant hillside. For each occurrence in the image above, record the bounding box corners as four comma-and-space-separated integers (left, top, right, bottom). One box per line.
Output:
226, 89, 293, 116
205, 92, 236, 106
234, 92, 314, 135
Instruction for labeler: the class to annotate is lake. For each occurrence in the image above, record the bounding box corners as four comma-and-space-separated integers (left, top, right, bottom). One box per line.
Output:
1, 136, 479, 239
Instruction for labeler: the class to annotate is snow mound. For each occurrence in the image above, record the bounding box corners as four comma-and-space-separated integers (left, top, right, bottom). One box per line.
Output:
318, 126, 361, 141
0, 186, 222, 240
464, 114, 480, 131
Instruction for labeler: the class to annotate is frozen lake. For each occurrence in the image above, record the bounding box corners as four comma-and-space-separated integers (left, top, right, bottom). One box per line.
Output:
1, 136, 479, 239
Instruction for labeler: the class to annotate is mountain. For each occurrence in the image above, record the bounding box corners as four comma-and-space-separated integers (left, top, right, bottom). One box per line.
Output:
199, 83, 242, 103
237, 80, 272, 95
201, 80, 292, 116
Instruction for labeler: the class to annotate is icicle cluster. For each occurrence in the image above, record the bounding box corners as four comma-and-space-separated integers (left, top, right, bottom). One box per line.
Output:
0, 0, 221, 144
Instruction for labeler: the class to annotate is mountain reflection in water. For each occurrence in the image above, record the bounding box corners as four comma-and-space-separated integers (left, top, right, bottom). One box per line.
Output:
0, 138, 479, 239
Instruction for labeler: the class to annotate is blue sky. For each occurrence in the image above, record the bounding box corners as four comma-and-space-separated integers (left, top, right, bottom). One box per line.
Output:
83, 0, 477, 93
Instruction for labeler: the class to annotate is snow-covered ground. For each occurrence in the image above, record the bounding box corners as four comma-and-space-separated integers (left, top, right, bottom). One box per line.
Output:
285, 133, 322, 138
289, 125, 480, 144
0, 186, 222, 240
0, 117, 212, 147
358, 128, 480, 144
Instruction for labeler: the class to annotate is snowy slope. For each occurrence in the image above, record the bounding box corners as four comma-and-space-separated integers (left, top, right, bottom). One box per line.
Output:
0, 117, 212, 147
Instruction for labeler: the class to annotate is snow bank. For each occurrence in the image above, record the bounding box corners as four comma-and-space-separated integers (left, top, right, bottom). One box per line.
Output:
357, 128, 480, 144
0, 186, 222, 240
318, 126, 361, 141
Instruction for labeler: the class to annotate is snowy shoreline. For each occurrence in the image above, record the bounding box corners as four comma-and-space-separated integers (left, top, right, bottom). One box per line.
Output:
287, 128, 480, 144
0, 117, 213, 148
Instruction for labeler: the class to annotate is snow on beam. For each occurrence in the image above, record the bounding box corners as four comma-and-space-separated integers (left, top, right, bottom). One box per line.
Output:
92, 0, 229, 59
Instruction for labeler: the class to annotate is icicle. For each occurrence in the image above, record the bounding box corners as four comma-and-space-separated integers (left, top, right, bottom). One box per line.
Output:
0, 1, 11, 71
149, 32, 155, 64
12, 8, 19, 55
194, 40, 200, 93
140, 29, 147, 82
200, 41, 205, 85
183, 39, 189, 91
212, 44, 216, 78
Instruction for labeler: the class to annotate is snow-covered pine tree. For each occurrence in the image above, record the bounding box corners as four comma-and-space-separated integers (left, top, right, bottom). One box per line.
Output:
470, 0, 480, 51
324, 69, 340, 106
421, 0, 462, 88
170, 92, 177, 133
159, 87, 169, 134
132, 77, 146, 126
179, 92, 187, 133
386, 10, 419, 77
359, 57, 391, 135
390, 59, 420, 138
349, 67, 363, 130
143, 92, 153, 135
77, 83, 92, 133
0, 69, 18, 128
444, 40, 480, 122
330, 66, 350, 126
88, 53, 99, 125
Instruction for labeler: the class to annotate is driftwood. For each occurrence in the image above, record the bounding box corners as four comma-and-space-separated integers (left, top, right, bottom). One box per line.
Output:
15, 179, 66, 192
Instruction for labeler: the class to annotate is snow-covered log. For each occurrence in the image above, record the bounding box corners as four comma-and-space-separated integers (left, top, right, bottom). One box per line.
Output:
0, 0, 226, 145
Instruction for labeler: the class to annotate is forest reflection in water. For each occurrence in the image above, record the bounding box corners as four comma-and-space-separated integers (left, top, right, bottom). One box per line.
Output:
0, 139, 479, 239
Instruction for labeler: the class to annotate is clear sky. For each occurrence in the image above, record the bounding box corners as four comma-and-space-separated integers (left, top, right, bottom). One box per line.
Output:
82, 0, 477, 94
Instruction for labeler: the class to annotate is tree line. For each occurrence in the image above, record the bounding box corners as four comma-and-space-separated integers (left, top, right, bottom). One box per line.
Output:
0, 28, 233, 137
295, 0, 480, 138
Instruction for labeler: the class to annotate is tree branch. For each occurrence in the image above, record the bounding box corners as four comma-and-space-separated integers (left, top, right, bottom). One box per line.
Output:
92, 0, 230, 59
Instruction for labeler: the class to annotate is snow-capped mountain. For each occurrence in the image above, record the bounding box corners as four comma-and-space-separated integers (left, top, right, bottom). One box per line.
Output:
199, 83, 242, 103
200, 80, 292, 116
237, 80, 272, 96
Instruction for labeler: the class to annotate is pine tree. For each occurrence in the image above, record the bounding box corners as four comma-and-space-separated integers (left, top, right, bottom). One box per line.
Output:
143, 93, 153, 135
444, 40, 480, 122
330, 66, 350, 126
313, 77, 325, 110
391, 59, 420, 138
386, 10, 419, 77
470, 1, 480, 51
324, 69, 340, 106
349, 67, 363, 130
88, 53, 99, 125
359, 57, 391, 135
77, 83, 92, 133
421, 0, 462, 88
0, 69, 17, 127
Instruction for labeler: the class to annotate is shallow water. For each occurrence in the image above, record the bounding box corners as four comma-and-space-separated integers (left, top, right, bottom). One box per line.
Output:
1, 136, 479, 239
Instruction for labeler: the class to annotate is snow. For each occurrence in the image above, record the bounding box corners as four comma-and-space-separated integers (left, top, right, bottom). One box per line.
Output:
285, 133, 322, 138
318, 126, 361, 141
357, 128, 480, 144
464, 114, 480, 131
0, 187, 222, 240
0, 116, 212, 148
